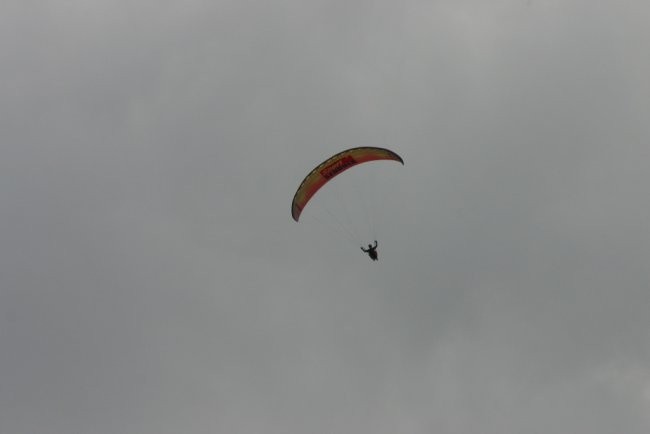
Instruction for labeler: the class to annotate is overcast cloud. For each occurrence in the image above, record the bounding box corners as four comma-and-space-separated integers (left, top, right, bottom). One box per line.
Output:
1, 1, 649, 433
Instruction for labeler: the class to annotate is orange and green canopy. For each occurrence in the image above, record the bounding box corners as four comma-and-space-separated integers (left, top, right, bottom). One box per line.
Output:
291, 147, 404, 221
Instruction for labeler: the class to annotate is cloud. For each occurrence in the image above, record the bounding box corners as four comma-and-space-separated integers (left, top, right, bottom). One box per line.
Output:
1, 0, 648, 433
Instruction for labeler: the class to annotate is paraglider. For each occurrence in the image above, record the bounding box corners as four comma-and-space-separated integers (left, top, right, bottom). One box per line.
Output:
291, 147, 403, 259
291, 147, 403, 222
361, 240, 379, 261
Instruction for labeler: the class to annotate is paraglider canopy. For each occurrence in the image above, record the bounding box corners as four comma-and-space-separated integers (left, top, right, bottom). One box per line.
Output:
291, 147, 404, 222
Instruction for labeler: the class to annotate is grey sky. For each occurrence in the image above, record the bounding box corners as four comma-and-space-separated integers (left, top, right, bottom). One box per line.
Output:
1, 0, 649, 433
